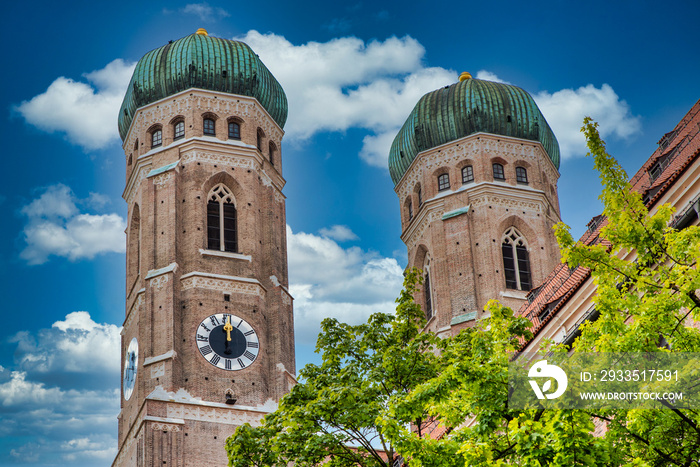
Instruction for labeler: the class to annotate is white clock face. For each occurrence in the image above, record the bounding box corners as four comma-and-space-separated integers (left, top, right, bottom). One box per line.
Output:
196, 313, 259, 371
123, 337, 138, 401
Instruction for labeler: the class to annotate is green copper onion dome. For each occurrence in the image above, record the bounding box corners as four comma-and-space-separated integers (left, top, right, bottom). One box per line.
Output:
118, 29, 287, 141
388, 73, 560, 185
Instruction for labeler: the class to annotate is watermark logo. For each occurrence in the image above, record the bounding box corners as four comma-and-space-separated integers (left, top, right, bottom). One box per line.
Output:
528, 360, 568, 400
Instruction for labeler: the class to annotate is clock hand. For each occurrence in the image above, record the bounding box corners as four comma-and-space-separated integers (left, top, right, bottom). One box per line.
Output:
223, 317, 233, 355
223, 317, 233, 342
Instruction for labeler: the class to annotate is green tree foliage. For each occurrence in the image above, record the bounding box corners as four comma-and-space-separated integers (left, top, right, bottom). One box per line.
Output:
382, 120, 700, 466
227, 120, 700, 466
226, 269, 441, 467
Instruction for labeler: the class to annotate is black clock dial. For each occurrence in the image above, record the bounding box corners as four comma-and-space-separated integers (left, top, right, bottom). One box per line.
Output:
196, 314, 259, 371
208, 324, 246, 358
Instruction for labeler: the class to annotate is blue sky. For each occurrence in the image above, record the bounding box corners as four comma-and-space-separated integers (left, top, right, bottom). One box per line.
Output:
1, 0, 699, 464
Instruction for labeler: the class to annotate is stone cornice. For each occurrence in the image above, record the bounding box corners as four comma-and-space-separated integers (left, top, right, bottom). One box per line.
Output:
122, 89, 285, 152
394, 133, 560, 203
179, 139, 286, 195
180, 272, 267, 297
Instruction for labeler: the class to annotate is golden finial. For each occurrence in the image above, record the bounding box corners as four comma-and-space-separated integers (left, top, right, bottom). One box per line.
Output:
196, 28, 208, 36
459, 72, 472, 82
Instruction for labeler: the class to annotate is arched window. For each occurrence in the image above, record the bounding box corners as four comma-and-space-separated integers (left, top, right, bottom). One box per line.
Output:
228, 121, 241, 140
269, 142, 276, 167
516, 166, 528, 184
257, 128, 264, 151
128, 154, 133, 166
438, 173, 450, 191
408, 199, 413, 221
462, 165, 474, 183
203, 118, 216, 136
423, 255, 433, 320
417, 186, 423, 207
128, 205, 140, 282
493, 163, 505, 180
207, 184, 238, 253
502, 227, 532, 291
174, 120, 185, 140
151, 129, 162, 148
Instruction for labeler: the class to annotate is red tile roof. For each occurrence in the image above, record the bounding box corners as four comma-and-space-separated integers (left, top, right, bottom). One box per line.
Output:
518, 99, 700, 346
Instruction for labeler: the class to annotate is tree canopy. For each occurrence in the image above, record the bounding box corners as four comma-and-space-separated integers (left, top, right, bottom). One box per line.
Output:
227, 120, 700, 466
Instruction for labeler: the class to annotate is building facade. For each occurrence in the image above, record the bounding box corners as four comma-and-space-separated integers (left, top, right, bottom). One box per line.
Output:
391, 73, 700, 368
112, 29, 296, 467
389, 73, 563, 336
519, 99, 700, 354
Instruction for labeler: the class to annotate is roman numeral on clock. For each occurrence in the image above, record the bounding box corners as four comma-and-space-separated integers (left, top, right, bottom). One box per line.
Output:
244, 330, 254, 336
196, 334, 208, 342
210, 354, 220, 365
247, 342, 259, 348
200, 345, 213, 356
210, 315, 220, 326
225, 359, 232, 370
237, 358, 246, 368
243, 350, 256, 360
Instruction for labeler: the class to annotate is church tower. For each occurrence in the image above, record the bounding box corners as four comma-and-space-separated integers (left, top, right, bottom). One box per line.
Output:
112, 29, 295, 467
389, 73, 562, 336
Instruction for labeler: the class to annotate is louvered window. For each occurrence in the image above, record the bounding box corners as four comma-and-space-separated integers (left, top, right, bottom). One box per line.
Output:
502, 227, 532, 290
207, 184, 238, 253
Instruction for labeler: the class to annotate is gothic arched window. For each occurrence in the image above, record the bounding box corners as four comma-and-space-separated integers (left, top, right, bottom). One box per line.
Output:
438, 173, 450, 191
502, 227, 532, 291
203, 118, 216, 136
493, 163, 505, 180
228, 121, 241, 140
257, 128, 265, 151
174, 120, 185, 140
128, 205, 140, 282
151, 128, 162, 148
269, 142, 276, 167
462, 165, 474, 183
423, 255, 433, 320
516, 166, 528, 184
207, 184, 238, 253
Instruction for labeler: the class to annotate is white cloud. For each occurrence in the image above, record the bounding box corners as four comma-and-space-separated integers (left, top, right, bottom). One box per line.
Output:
238, 31, 456, 168
182, 3, 230, 21
287, 225, 404, 343
20, 184, 126, 265
11, 311, 121, 379
0, 371, 63, 407
318, 225, 359, 241
475, 70, 511, 84
14, 59, 135, 150
1, 312, 120, 464
534, 83, 641, 159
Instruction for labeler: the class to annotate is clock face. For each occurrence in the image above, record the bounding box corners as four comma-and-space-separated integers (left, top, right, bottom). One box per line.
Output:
196, 313, 259, 371
123, 337, 138, 401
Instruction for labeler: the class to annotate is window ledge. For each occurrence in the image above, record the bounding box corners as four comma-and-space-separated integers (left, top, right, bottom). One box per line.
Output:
501, 289, 528, 299
199, 249, 252, 262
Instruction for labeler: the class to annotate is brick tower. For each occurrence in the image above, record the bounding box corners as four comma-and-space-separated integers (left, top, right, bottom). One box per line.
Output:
389, 72, 562, 336
112, 29, 295, 466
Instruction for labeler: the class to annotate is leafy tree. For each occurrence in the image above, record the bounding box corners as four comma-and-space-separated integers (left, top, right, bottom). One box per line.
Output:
226, 269, 441, 467
227, 120, 700, 466
381, 119, 700, 466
